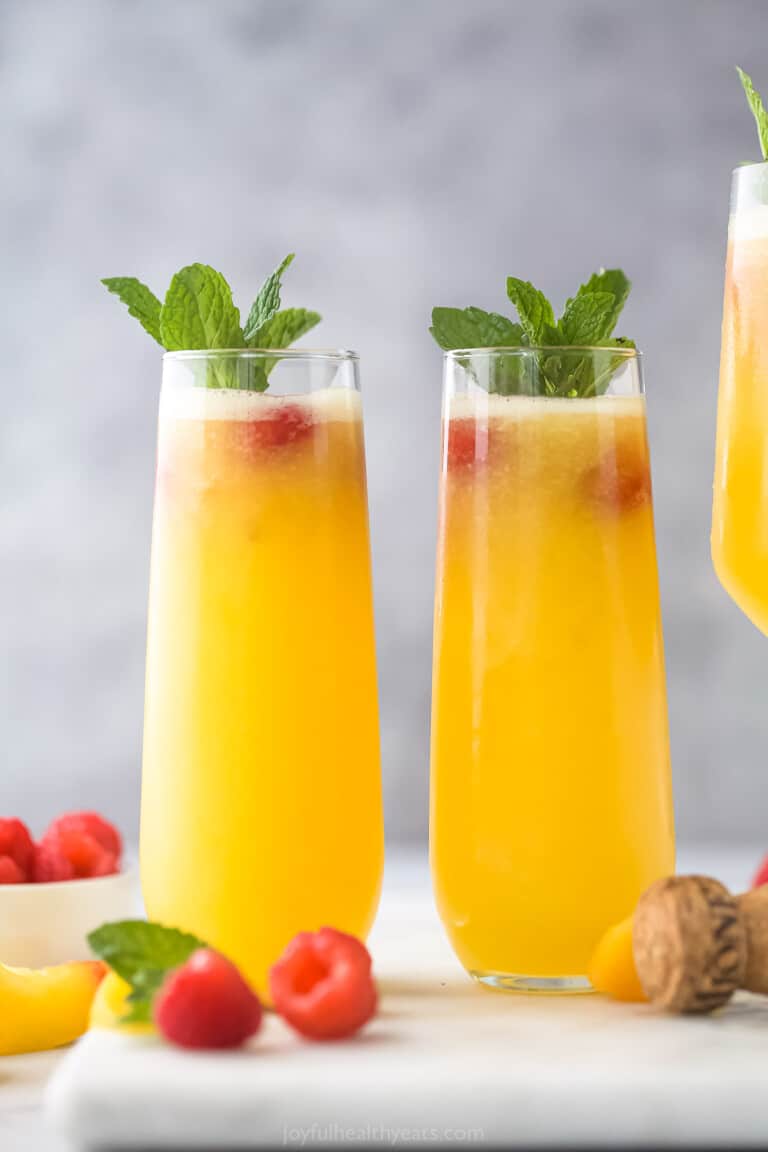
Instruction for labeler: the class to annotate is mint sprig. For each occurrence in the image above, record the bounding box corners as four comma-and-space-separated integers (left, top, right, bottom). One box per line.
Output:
88, 920, 206, 1024
430, 268, 634, 397
102, 256, 321, 390
159, 265, 244, 352
558, 292, 616, 345
102, 278, 163, 344
430, 307, 523, 351
505, 279, 555, 344
243, 253, 294, 342
737, 67, 768, 161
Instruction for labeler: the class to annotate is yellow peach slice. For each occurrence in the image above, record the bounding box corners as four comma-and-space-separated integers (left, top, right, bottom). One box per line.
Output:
589, 916, 647, 1002
89, 970, 155, 1035
0, 959, 105, 1055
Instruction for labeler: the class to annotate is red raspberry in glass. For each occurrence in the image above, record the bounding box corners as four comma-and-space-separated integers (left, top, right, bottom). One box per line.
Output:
583, 438, 651, 515
752, 855, 768, 889
445, 418, 486, 469
154, 949, 262, 1050
0, 818, 35, 881
246, 404, 314, 452
45, 812, 122, 862
269, 927, 377, 1041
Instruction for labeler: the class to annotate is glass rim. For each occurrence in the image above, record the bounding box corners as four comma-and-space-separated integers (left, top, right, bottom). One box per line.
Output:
733, 159, 768, 173
162, 347, 359, 363
443, 345, 641, 360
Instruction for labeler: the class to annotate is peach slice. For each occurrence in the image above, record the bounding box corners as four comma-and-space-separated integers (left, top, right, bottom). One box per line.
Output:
89, 970, 154, 1035
0, 959, 105, 1055
588, 916, 647, 1002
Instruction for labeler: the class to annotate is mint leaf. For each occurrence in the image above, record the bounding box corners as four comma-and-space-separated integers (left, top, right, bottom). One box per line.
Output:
738, 67, 768, 161
570, 268, 630, 337
159, 264, 243, 351
559, 292, 617, 344
430, 306, 523, 350
122, 969, 169, 1025
88, 920, 206, 1024
88, 920, 206, 982
247, 307, 322, 383
102, 277, 163, 344
430, 308, 526, 395
243, 253, 295, 342
240, 362, 269, 393
587, 337, 638, 397
250, 306, 322, 350
505, 279, 555, 343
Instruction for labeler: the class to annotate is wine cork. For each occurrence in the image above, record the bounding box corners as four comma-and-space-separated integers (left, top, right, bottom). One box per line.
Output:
632, 876, 747, 1013
736, 885, 768, 995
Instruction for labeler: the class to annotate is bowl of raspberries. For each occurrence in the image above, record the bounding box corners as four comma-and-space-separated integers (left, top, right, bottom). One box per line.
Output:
0, 811, 138, 967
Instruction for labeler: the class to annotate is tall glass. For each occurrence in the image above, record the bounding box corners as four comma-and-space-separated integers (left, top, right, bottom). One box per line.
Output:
712, 163, 768, 631
141, 350, 384, 997
430, 348, 674, 991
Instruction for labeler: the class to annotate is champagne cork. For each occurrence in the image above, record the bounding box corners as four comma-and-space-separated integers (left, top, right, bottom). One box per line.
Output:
737, 884, 768, 995
632, 875, 747, 1013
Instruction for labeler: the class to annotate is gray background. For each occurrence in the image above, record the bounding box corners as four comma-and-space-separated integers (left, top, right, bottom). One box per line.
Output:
1, 0, 766, 845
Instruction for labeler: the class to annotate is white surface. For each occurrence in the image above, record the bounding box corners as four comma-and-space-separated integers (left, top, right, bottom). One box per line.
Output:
0, 868, 140, 969
37, 846, 768, 1150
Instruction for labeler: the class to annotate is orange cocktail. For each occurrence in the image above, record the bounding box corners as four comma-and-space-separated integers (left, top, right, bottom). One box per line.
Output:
713, 163, 768, 632
431, 350, 674, 989
141, 352, 383, 997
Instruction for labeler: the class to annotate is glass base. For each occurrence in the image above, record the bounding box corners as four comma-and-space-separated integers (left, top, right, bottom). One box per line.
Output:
471, 970, 593, 994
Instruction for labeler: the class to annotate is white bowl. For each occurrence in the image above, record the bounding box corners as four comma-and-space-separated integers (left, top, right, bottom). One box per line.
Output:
0, 867, 141, 968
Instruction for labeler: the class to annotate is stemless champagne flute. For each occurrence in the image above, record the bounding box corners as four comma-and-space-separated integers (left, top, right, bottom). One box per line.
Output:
141, 350, 383, 996
430, 348, 674, 991
712, 162, 768, 630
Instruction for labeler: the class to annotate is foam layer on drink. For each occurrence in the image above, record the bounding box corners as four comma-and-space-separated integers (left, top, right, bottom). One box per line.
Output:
160, 384, 362, 423
446, 391, 646, 421
730, 204, 768, 242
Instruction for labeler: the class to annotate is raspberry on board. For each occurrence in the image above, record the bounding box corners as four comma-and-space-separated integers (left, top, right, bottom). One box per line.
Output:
154, 949, 262, 1050
0, 818, 35, 880
269, 926, 377, 1041
752, 854, 768, 889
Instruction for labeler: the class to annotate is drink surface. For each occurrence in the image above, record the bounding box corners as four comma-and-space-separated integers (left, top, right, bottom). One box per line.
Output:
713, 205, 768, 632
141, 384, 383, 997
431, 391, 674, 979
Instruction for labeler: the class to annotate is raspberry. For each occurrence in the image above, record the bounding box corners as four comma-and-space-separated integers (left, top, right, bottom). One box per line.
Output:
154, 949, 262, 1050
45, 812, 122, 862
0, 818, 35, 880
32, 838, 75, 882
34, 828, 118, 882
88, 848, 120, 877
0, 856, 26, 884
583, 440, 651, 515
57, 828, 117, 878
752, 855, 768, 889
269, 927, 377, 1041
245, 405, 314, 451
445, 418, 487, 469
